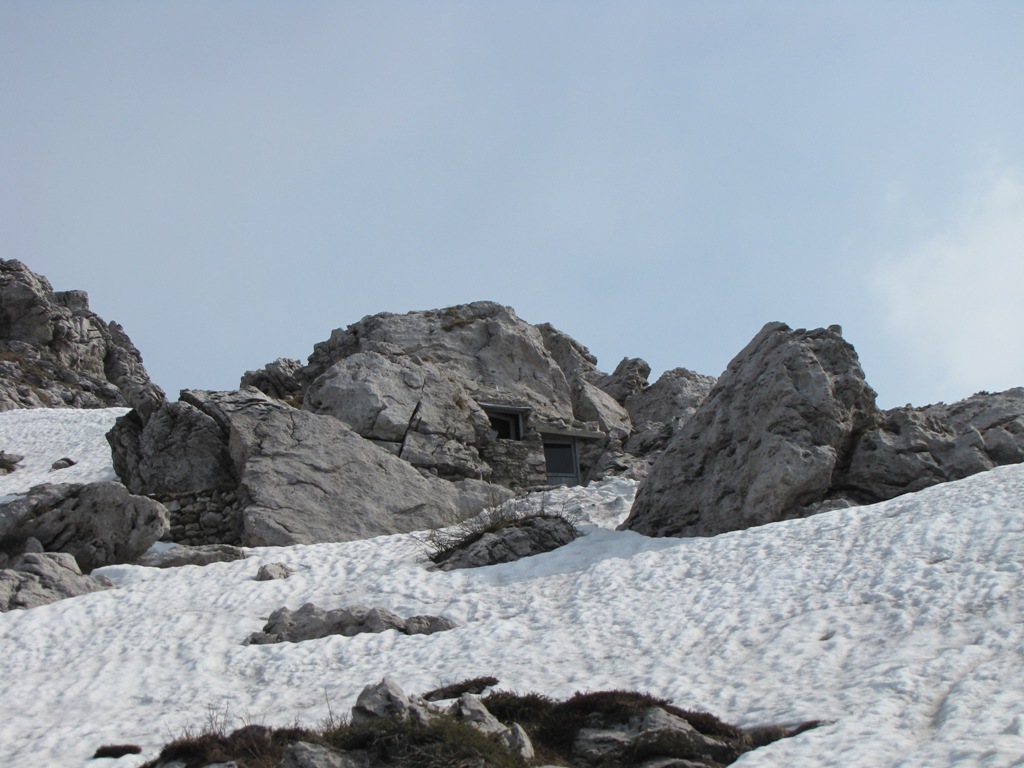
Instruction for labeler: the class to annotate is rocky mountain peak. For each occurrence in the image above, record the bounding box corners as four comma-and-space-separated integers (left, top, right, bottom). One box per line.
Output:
0, 260, 164, 414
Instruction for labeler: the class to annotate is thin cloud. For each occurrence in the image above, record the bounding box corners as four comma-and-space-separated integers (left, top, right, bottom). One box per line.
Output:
873, 166, 1024, 398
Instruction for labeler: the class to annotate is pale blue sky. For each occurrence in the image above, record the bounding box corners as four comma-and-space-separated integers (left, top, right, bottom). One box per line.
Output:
3, 2, 1023, 408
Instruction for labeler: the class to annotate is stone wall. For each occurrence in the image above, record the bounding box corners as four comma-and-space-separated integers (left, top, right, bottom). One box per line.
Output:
159, 489, 243, 546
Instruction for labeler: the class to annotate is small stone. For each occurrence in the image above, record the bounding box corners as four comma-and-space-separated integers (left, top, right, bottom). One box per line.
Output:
254, 562, 291, 581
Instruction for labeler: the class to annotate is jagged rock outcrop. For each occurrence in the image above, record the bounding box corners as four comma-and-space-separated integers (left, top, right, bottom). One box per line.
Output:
623, 367, 717, 453
240, 357, 305, 403
246, 603, 456, 644
296, 302, 635, 487
0, 551, 112, 611
623, 322, 1024, 538
623, 323, 883, 537
0, 481, 169, 572
831, 386, 1024, 505
0, 259, 164, 413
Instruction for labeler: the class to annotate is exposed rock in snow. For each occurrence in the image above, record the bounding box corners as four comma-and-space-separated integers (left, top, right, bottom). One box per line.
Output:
246, 604, 457, 645
0, 481, 169, 572
135, 543, 246, 569
432, 514, 578, 571
624, 322, 878, 537
0, 551, 111, 611
254, 562, 291, 581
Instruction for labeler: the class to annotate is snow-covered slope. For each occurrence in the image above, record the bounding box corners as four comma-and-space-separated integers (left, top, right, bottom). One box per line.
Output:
0, 408, 1022, 767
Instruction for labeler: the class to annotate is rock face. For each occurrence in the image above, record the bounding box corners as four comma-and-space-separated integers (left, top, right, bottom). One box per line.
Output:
110, 302, 712, 548
0, 259, 164, 414
246, 603, 456, 644
623, 323, 878, 537
297, 302, 632, 488
0, 481, 169, 572
623, 322, 1024, 538
0, 551, 112, 611
109, 388, 480, 546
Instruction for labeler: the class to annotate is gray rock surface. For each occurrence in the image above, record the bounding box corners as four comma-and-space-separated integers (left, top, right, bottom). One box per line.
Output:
623, 367, 717, 455
304, 350, 493, 480
0, 481, 169, 572
351, 677, 418, 723
434, 515, 578, 571
622, 323, 879, 537
830, 387, 1024, 506
0, 451, 24, 475
246, 603, 457, 645
282, 742, 363, 768
0, 259, 164, 413
254, 562, 291, 581
0, 551, 111, 611
624, 323, 1024, 538
110, 388, 472, 546
240, 357, 305, 404
136, 544, 246, 569
306, 303, 578, 424
107, 395, 237, 496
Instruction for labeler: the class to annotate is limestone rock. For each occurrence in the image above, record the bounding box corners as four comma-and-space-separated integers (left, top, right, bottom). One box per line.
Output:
434, 515, 578, 570
240, 357, 305, 404
106, 396, 237, 496
0, 481, 169, 572
136, 544, 246, 569
0, 259, 164, 414
351, 677, 415, 723
304, 351, 493, 479
210, 389, 474, 546
596, 357, 652, 404
306, 303, 578, 424
831, 387, 1024, 506
624, 368, 716, 446
108, 387, 488, 547
0, 451, 24, 475
623, 323, 1024, 539
623, 323, 878, 537
254, 562, 291, 581
282, 742, 363, 768
0, 551, 111, 611
246, 603, 456, 644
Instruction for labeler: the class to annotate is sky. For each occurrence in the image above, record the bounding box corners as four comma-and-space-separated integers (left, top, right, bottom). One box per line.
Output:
2, 2, 1023, 408
2, 408, 1023, 766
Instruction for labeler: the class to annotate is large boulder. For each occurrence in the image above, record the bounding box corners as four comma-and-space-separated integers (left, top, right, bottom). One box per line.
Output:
0, 481, 170, 572
106, 396, 237, 495
0, 259, 164, 414
623, 323, 1024, 539
202, 389, 478, 546
622, 323, 879, 537
110, 388, 485, 546
0, 551, 112, 611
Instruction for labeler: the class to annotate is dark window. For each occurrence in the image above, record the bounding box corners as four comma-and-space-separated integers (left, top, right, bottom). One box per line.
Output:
487, 411, 522, 440
544, 442, 577, 477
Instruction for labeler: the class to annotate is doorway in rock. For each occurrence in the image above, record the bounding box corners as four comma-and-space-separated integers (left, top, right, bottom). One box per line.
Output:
543, 439, 579, 486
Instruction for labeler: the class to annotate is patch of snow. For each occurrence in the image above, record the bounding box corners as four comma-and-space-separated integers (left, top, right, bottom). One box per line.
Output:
0, 409, 1022, 767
